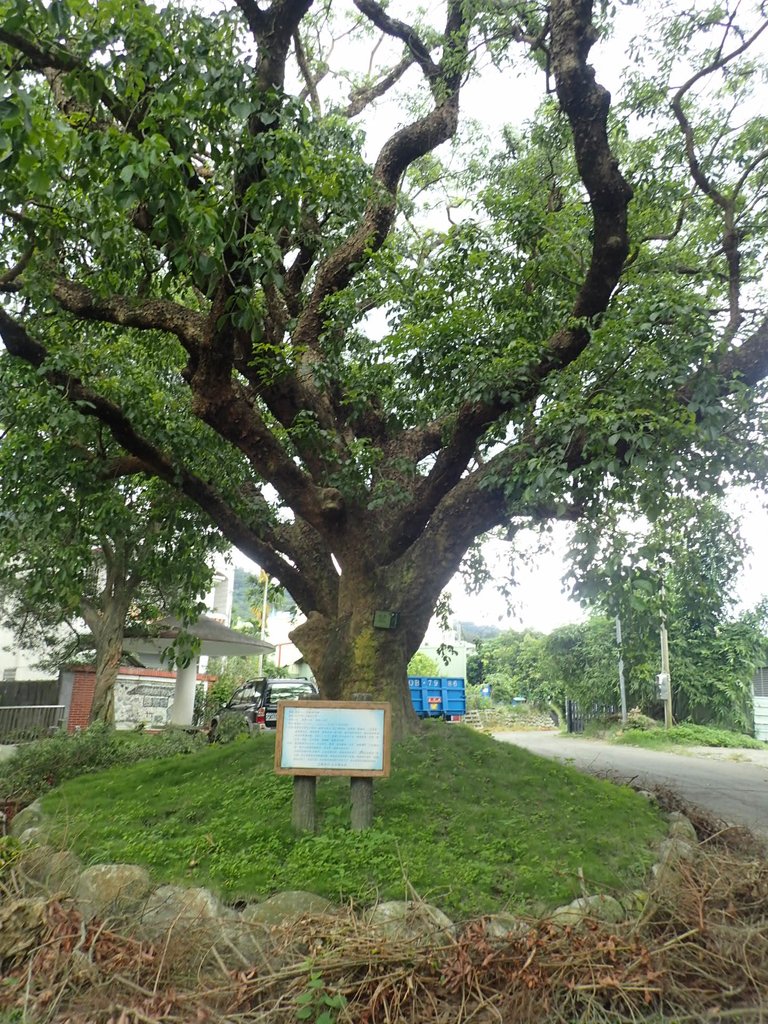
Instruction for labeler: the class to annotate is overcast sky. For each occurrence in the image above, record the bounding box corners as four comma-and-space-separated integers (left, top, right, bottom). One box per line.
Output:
443, 487, 768, 633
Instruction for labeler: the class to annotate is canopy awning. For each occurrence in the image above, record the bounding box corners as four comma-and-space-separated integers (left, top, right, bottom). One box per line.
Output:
123, 615, 275, 659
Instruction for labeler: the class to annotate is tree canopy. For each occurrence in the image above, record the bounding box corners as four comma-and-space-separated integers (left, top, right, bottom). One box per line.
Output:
1, 0, 767, 737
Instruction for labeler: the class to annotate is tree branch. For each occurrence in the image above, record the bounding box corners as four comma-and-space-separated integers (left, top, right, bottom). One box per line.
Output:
0, 247, 33, 291
0, 27, 140, 132
233, 0, 267, 36
394, 453, 582, 634
51, 280, 207, 354
292, 1, 468, 363
717, 316, 768, 387
548, 0, 632, 332
343, 53, 415, 118
670, 16, 768, 341
0, 305, 334, 615
671, 17, 768, 212
293, 30, 322, 114
374, 0, 636, 525
352, 0, 440, 84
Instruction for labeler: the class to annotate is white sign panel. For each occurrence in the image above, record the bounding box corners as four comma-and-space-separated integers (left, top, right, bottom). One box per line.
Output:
275, 701, 391, 777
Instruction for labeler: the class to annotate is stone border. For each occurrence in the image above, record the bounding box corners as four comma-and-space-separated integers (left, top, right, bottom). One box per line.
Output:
3, 795, 701, 971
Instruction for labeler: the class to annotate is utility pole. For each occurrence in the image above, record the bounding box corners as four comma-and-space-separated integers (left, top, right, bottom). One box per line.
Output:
659, 613, 673, 730
615, 616, 628, 725
257, 573, 269, 676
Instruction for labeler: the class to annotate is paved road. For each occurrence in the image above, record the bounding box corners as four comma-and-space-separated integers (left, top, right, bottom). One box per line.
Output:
494, 730, 768, 838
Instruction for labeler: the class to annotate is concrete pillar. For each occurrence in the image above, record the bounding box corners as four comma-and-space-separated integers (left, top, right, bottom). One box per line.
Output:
169, 660, 198, 726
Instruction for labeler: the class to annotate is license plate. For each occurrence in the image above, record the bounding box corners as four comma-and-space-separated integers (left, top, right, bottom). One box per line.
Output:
265, 712, 276, 723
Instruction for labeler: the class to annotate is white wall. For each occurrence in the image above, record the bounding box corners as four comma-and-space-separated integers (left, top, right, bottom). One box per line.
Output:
417, 618, 473, 679
204, 552, 235, 624
417, 641, 472, 680
0, 624, 52, 681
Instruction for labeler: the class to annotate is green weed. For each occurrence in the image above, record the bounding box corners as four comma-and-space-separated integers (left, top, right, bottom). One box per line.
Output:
295, 973, 347, 1024
0, 722, 206, 804
614, 722, 767, 750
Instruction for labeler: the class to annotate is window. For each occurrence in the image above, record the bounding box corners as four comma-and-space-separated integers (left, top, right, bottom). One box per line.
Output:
2, 668, 16, 682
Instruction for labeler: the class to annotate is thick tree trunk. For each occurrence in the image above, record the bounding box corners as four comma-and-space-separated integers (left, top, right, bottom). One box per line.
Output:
290, 575, 423, 743
89, 614, 126, 725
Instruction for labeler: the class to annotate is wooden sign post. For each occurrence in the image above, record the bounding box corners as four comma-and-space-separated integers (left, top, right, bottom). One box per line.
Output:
350, 693, 373, 830
275, 700, 391, 832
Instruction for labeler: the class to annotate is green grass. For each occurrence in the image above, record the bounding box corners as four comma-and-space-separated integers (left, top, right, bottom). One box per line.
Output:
614, 722, 768, 751
41, 723, 666, 919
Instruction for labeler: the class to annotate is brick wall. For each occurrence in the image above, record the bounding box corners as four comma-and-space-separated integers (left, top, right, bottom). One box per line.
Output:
65, 665, 216, 730
67, 668, 98, 732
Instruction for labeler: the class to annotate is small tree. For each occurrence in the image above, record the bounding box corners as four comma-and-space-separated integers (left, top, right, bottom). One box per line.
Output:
407, 651, 440, 677
569, 498, 768, 728
0, 360, 226, 721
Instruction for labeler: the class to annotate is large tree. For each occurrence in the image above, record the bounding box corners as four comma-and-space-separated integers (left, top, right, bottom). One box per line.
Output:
1, 0, 767, 738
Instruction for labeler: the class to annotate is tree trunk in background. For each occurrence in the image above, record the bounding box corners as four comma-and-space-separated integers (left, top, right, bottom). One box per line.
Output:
88, 608, 128, 724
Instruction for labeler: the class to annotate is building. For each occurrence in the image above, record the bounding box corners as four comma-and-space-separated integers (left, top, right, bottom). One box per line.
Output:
0, 554, 242, 729
753, 667, 768, 742
0, 624, 52, 684
417, 619, 474, 680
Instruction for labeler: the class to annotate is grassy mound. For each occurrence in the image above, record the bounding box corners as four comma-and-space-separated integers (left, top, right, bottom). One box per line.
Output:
614, 723, 767, 751
40, 723, 664, 918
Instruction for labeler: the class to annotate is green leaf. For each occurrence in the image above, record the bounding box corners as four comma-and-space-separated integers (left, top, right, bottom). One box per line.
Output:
29, 165, 51, 194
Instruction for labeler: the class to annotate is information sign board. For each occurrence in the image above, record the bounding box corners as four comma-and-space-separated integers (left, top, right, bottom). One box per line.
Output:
275, 700, 391, 777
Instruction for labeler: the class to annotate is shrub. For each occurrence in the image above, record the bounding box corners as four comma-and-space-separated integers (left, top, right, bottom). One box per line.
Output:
465, 684, 493, 710
624, 707, 659, 731
213, 713, 254, 743
194, 679, 238, 727
0, 723, 205, 804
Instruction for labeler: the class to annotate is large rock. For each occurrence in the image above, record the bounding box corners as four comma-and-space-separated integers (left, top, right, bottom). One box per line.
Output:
19, 846, 83, 895
667, 812, 698, 845
636, 790, 659, 806
134, 885, 267, 972
550, 894, 626, 927
9, 800, 45, 838
0, 897, 47, 962
74, 863, 153, 922
218, 917, 273, 969
481, 912, 531, 940
657, 837, 696, 868
365, 900, 455, 945
46, 850, 84, 894
16, 841, 58, 882
242, 890, 335, 928
620, 890, 649, 916
136, 884, 227, 939
651, 836, 697, 889
17, 827, 47, 847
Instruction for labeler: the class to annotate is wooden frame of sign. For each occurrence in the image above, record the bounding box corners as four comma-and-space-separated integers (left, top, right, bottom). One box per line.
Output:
274, 700, 392, 778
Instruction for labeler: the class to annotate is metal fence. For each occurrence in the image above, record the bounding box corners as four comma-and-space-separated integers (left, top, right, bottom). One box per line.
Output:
565, 699, 619, 734
565, 698, 584, 734
0, 705, 66, 742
